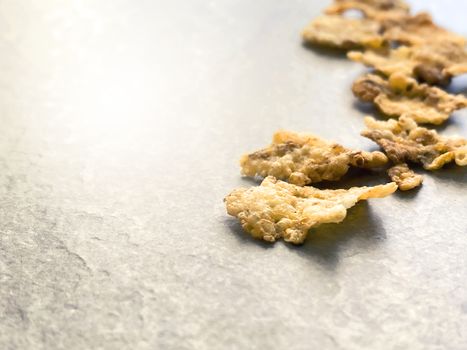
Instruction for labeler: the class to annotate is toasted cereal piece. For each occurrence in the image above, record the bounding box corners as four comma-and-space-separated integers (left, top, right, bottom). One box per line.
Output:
411, 43, 467, 84
240, 130, 388, 186
225, 176, 397, 244
362, 115, 467, 170
325, 0, 410, 22
348, 42, 467, 86
387, 163, 423, 191
302, 15, 384, 50
382, 13, 466, 47
352, 73, 467, 124
349, 46, 418, 77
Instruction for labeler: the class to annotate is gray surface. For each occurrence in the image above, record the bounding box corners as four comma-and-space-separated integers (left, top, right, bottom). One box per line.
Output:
1, 0, 466, 349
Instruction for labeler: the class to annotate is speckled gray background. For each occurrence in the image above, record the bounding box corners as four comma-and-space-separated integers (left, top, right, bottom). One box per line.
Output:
1, 0, 466, 349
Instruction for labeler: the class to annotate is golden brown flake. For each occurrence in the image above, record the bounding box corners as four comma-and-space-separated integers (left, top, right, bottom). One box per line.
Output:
225, 176, 397, 244
240, 130, 388, 186
410, 43, 467, 84
349, 46, 417, 78
387, 163, 423, 191
352, 73, 467, 124
382, 13, 465, 47
302, 15, 384, 50
362, 116, 467, 170
348, 42, 467, 85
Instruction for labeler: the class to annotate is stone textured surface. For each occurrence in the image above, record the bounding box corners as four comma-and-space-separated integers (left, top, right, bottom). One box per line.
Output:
0, 1, 466, 349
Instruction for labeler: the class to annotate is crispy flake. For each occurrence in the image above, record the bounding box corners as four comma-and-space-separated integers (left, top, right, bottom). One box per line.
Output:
240, 130, 388, 186
387, 163, 423, 191
362, 116, 467, 170
349, 47, 419, 77
352, 73, 467, 124
349, 42, 467, 85
382, 13, 466, 47
302, 15, 383, 50
225, 176, 397, 244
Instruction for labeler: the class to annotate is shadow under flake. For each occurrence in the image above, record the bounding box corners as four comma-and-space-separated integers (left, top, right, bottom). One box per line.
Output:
429, 163, 467, 184
301, 41, 349, 60
352, 100, 381, 118
293, 203, 385, 270
393, 182, 423, 201
431, 116, 460, 133
447, 74, 467, 95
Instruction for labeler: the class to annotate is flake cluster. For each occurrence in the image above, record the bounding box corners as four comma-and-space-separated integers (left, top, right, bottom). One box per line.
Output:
303, 0, 467, 190
224, 0, 467, 244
